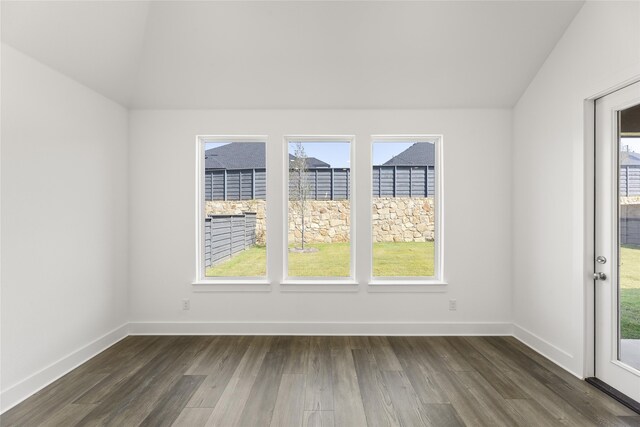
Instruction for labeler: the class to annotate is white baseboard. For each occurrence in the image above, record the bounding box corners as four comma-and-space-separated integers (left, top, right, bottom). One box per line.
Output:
128, 321, 513, 336
512, 323, 580, 378
0, 323, 129, 414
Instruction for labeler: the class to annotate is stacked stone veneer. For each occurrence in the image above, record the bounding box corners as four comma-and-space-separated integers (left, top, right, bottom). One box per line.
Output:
372, 197, 435, 242
289, 200, 351, 244
206, 196, 435, 245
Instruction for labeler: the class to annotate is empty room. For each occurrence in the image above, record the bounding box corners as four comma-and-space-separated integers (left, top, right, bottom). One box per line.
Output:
2, 0, 640, 425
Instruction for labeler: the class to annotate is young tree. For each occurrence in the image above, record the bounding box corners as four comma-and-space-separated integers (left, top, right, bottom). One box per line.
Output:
290, 142, 310, 250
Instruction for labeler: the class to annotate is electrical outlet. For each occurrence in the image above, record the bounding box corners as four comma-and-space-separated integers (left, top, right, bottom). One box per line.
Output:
182, 298, 190, 310
449, 299, 457, 311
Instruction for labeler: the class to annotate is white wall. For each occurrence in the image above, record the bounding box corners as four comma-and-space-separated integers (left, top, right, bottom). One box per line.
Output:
512, 1, 640, 376
128, 109, 513, 333
1, 45, 129, 410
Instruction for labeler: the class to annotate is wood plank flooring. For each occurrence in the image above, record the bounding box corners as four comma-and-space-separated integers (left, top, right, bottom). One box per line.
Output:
2, 336, 639, 426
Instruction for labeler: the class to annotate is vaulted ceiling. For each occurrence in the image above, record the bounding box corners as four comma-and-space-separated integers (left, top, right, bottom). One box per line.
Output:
1, 1, 584, 109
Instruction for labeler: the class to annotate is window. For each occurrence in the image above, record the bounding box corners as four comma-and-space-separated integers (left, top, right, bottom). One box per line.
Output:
284, 136, 355, 281
195, 133, 442, 288
196, 136, 267, 281
371, 136, 442, 281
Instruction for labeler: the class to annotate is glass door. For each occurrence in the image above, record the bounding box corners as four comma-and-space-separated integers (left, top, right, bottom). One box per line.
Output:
595, 81, 640, 401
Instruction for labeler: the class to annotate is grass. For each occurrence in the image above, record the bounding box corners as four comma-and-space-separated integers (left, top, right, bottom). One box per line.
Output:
373, 241, 434, 277
288, 243, 351, 277
205, 241, 435, 278
206, 245, 267, 277
621, 245, 640, 339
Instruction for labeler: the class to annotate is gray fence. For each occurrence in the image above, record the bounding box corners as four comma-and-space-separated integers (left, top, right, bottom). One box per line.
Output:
621, 166, 640, 196
289, 168, 351, 200
204, 212, 257, 268
205, 166, 436, 201
621, 217, 640, 246
372, 166, 435, 198
205, 169, 266, 201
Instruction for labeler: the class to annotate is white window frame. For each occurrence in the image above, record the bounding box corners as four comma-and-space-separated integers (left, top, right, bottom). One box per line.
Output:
193, 135, 271, 288
282, 135, 357, 286
368, 135, 446, 288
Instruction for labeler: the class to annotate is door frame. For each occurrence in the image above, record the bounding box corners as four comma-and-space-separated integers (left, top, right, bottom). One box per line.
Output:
584, 76, 640, 380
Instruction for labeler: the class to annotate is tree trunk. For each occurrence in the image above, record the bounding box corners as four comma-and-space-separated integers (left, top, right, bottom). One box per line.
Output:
301, 200, 305, 249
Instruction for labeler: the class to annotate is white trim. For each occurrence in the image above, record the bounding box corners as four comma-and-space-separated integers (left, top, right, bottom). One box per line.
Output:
513, 323, 579, 378
367, 282, 448, 293
194, 135, 269, 286
192, 279, 271, 286
0, 323, 129, 413
280, 279, 358, 286
580, 76, 640, 379
280, 282, 359, 292
368, 279, 448, 286
129, 321, 513, 336
582, 98, 596, 378
369, 135, 444, 283
192, 283, 272, 293
283, 135, 356, 282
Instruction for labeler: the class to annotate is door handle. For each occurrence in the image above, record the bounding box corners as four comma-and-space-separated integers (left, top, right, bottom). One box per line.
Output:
594, 272, 607, 281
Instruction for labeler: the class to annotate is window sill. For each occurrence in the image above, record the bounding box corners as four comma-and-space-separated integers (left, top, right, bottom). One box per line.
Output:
367, 279, 448, 293
192, 279, 271, 292
280, 279, 359, 292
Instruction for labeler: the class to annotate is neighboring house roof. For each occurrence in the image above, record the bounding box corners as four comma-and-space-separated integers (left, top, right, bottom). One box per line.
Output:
288, 153, 330, 168
381, 142, 435, 167
205, 142, 266, 169
204, 142, 331, 169
622, 151, 640, 167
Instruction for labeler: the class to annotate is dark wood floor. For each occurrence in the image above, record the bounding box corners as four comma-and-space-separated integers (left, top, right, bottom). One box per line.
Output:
2, 336, 639, 427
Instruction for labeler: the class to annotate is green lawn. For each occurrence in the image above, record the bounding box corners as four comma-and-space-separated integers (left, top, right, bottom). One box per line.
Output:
206, 245, 267, 277
621, 245, 640, 339
206, 241, 435, 277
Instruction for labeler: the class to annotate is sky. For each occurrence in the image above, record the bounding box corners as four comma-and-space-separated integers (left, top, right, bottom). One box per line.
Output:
205, 141, 423, 167
621, 137, 640, 153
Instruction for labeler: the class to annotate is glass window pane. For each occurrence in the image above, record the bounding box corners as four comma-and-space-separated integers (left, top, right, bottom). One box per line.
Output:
202, 141, 266, 277
618, 103, 640, 369
372, 139, 436, 277
287, 140, 351, 278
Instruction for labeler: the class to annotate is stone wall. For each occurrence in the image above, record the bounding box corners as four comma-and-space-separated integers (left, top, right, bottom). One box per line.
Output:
622, 196, 640, 219
206, 196, 435, 246
372, 197, 435, 243
289, 200, 351, 244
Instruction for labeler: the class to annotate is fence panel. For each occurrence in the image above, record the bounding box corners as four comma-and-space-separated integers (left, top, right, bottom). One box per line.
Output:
372, 168, 380, 197
334, 169, 349, 200
205, 218, 212, 267
395, 167, 411, 197
427, 166, 435, 196
410, 167, 426, 196
245, 213, 257, 246
209, 216, 233, 264
255, 170, 266, 199
231, 216, 246, 254
316, 169, 332, 200
621, 217, 640, 246
204, 213, 258, 268
206, 166, 439, 201
240, 170, 253, 200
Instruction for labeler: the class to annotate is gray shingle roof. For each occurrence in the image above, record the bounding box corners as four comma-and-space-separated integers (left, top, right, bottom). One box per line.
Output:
381, 142, 435, 167
205, 142, 330, 169
205, 142, 266, 169
621, 151, 640, 166
288, 153, 330, 168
